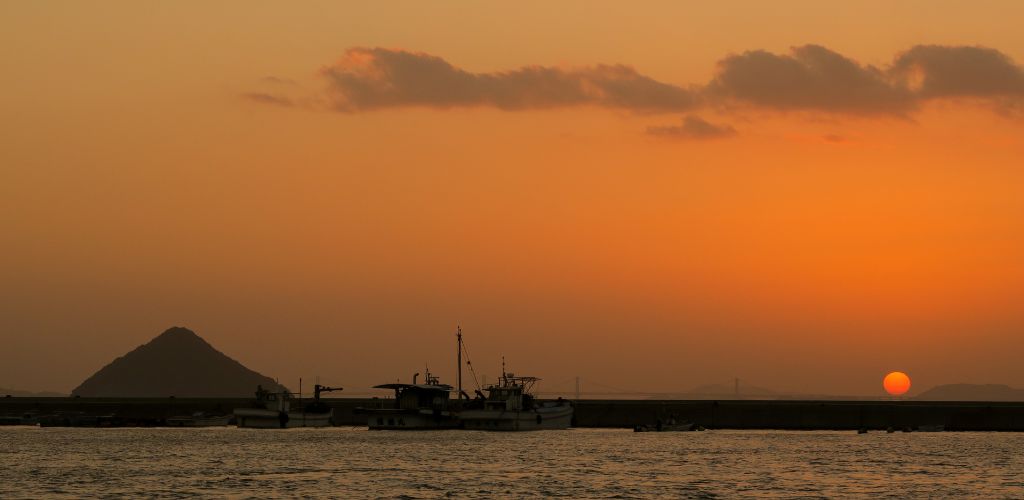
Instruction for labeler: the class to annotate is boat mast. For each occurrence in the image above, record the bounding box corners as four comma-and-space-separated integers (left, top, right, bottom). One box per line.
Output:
457, 325, 463, 400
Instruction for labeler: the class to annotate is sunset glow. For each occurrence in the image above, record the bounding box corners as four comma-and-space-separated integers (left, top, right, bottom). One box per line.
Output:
2, 1, 1024, 397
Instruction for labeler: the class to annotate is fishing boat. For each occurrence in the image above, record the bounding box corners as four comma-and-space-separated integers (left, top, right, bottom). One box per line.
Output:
359, 327, 479, 430
165, 412, 232, 427
234, 383, 342, 428
36, 412, 124, 427
0, 413, 39, 426
360, 370, 460, 430
633, 415, 695, 432
459, 369, 573, 431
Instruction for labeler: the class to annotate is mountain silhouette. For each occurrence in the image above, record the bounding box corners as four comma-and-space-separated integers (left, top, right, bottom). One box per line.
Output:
688, 382, 776, 398
72, 327, 283, 397
0, 387, 66, 397
914, 383, 1024, 402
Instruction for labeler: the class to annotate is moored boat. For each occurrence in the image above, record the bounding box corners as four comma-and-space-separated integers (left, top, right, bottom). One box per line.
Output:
0, 413, 39, 426
234, 384, 341, 428
37, 412, 124, 427
633, 416, 695, 432
459, 370, 573, 431
360, 371, 460, 430
165, 412, 232, 427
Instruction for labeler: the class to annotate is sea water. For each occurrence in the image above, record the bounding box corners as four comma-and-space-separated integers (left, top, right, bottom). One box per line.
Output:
2, 427, 1022, 498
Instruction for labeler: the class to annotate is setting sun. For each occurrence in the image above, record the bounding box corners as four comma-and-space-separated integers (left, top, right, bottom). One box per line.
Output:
883, 371, 912, 396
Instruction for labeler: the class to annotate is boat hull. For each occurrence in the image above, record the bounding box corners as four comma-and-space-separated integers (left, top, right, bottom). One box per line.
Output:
233, 408, 333, 428
460, 404, 573, 431
364, 408, 459, 430
633, 422, 695, 432
165, 415, 232, 427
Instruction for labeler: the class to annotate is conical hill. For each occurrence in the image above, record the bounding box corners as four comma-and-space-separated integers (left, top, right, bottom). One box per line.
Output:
72, 327, 283, 397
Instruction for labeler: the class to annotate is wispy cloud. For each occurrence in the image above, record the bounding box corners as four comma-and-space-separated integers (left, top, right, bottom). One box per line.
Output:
242, 92, 293, 107
260, 76, 298, 86
318, 47, 698, 112
647, 115, 737, 140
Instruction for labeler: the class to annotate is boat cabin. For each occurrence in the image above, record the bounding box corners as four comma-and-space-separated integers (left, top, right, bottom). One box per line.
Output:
483, 373, 538, 411
254, 385, 291, 413
373, 372, 453, 412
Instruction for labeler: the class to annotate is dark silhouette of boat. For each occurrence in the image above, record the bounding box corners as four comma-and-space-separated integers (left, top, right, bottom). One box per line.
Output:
633, 420, 696, 432
359, 370, 460, 430
234, 383, 341, 428
165, 412, 232, 427
459, 369, 573, 431
37, 412, 125, 427
0, 413, 39, 426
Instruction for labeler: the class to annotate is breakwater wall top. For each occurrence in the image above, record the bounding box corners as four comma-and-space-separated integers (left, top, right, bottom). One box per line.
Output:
2, 397, 1023, 430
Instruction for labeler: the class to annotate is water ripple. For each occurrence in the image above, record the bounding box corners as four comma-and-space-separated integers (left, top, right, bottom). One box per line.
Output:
1, 428, 1023, 497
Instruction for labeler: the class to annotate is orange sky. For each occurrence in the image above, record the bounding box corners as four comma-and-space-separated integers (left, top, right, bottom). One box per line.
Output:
2, 1, 1023, 396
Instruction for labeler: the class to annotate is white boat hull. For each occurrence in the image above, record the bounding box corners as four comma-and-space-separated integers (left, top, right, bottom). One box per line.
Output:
460, 404, 573, 431
233, 408, 333, 428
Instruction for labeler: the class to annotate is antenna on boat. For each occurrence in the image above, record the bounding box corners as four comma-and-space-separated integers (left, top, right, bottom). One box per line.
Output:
457, 325, 463, 400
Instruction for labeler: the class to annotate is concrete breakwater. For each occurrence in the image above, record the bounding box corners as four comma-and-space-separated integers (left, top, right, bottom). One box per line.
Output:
2, 397, 1024, 430
574, 399, 1024, 431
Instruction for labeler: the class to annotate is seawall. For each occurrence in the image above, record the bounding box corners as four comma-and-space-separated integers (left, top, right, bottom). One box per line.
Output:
573, 399, 1024, 431
2, 397, 1023, 430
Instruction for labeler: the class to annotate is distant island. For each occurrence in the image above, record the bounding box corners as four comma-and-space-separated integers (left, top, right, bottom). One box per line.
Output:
0, 387, 66, 398
914, 384, 1024, 402
71, 326, 284, 398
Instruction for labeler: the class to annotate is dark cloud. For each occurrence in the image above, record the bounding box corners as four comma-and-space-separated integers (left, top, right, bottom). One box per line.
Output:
248, 45, 1024, 122
707, 45, 913, 115
319, 47, 697, 112
646, 115, 737, 139
242, 92, 293, 107
706, 44, 1024, 115
890, 45, 1024, 98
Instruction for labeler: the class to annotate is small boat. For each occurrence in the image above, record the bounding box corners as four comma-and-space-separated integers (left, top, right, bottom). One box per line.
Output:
0, 416, 20, 426
234, 383, 342, 428
165, 412, 232, 427
360, 370, 460, 430
37, 412, 124, 427
633, 415, 695, 432
459, 370, 573, 431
